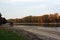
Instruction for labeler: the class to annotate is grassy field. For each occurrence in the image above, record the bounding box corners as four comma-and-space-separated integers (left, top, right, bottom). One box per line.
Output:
0, 28, 28, 40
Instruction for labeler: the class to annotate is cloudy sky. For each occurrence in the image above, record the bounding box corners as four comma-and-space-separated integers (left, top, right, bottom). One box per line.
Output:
0, 0, 60, 19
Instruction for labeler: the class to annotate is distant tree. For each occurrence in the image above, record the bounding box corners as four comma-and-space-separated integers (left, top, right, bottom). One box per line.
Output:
0, 13, 2, 17
0, 13, 7, 25
7, 13, 60, 24
2, 18, 7, 24
0, 13, 2, 25
43, 14, 50, 23
0, 17, 2, 25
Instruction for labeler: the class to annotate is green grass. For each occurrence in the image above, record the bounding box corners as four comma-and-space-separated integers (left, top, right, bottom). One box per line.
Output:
0, 29, 28, 40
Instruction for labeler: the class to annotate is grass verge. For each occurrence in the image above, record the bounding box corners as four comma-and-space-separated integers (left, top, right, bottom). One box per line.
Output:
0, 28, 28, 40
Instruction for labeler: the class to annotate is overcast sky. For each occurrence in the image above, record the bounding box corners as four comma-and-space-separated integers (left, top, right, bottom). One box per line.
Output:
0, 0, 60, 19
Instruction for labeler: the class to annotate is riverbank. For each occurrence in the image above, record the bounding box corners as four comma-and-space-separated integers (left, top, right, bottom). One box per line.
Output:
0, 27, 28, 40
13, 23, 60, 27
13, 25, 60, 40
1, 25, 60, 40
0, 26, 42, 40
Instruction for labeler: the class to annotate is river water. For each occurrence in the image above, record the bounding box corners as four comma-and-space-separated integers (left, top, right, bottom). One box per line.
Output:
13, 25, 60, 32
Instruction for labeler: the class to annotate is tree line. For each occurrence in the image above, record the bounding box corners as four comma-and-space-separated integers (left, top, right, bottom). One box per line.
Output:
0, 13, 7, 25
8, 13, 60, 24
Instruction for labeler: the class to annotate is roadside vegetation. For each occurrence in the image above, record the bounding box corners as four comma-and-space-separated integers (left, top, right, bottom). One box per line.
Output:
0, 29, 28, 40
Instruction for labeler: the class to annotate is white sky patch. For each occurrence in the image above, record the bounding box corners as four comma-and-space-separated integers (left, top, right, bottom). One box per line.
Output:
39, 0, 50, 2
9, 0, 49, 2
11, 0, 50, 2
0, 0, 60, 19
35, 4, 48, 9
54, 0, 60, 5
0, 0, 51, 3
